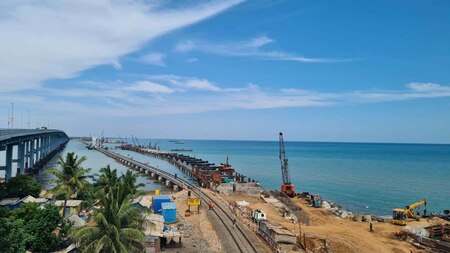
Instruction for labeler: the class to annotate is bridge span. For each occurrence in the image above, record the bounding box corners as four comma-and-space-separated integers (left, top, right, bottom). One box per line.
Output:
0, 128, 69, 180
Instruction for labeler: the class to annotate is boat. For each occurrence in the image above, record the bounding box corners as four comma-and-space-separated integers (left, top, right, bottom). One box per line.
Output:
169, 140, 184, 144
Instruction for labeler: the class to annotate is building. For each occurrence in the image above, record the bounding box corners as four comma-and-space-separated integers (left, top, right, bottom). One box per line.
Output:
55, 200, 82, 216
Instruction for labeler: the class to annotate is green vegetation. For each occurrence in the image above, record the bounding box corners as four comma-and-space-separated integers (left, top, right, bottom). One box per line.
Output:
1, 175, 40, 198
0, 204, 66, 253
74, 183, 145, 252
0, 152, 147, 252
95, 165, 119, 194
72, 163, 146, 252
46, 152, 91, 217
0, 217, 27, 253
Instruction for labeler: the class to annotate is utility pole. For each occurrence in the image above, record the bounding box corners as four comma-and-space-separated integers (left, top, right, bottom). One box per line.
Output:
8, 103, 14, 128
7, 105, 10, 128
27, 111, 31, 128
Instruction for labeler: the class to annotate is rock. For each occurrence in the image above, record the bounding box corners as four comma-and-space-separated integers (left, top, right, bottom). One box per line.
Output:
353, 213, 363, 222
340, 212, 350, 219
321, 201, 331, 209
329, 207, 339, 213
377, 215, 393, 223
362, 214, 372, 222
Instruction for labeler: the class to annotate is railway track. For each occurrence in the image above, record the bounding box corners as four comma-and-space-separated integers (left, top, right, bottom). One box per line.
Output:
96, 147, 265, 253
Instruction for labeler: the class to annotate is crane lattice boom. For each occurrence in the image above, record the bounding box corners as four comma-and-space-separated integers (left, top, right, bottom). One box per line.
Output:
279, 132, 291, 185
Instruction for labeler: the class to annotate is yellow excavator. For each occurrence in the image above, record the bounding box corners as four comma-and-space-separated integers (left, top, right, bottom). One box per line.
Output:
392, 199, 427, 226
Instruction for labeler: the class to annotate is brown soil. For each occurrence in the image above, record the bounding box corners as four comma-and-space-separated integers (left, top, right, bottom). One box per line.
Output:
165, 190, 225, 253
216, 192, 448, 253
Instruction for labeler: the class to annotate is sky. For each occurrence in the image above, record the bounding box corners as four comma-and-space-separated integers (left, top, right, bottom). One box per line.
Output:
0, 0, 449, 143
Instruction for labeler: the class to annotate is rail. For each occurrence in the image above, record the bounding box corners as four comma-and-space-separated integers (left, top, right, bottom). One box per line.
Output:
96, 146, 261, 253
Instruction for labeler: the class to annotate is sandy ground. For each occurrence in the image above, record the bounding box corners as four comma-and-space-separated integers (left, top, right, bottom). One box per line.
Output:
165, 190, 225, 253
216, 192, 448, 253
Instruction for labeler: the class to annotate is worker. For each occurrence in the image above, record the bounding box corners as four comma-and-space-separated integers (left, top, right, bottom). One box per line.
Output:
369, 222, 373, 232
175, 173, 177, 179
209, 202, 214, 210
233, 217, 237, 227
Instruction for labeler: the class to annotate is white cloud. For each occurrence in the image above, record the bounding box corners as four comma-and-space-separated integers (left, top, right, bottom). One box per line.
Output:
139, 52, 166, 67
407, 82, 450, 93
0, 0, 243, 92
125, 81, 174, 94
149, 75, 223, 92
7, 79, 449, 118
174, 35, 350, 63
187, 58, 199, 63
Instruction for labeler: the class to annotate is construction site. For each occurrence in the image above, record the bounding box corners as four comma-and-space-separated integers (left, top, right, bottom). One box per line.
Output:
94, 133, 450, 253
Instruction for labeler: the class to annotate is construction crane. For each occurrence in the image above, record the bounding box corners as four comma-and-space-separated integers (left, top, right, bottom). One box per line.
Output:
279, 132, 295, 197
134, 136, 141, 148
392, 199, 427, 226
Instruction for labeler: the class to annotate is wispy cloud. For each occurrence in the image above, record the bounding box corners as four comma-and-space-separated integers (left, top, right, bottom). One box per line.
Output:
125, 81, 174, 94
0, 0, 243, 92
174, 35, 351, 63
187, 58, 199, 63
138, 53, 166, 67
7, 79, 449, 118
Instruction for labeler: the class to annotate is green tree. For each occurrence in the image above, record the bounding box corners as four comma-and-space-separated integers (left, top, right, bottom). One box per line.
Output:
0, 217, 28, 253
95, 165, 119, 194
46, 152, 91, 217
120, 170, 144, 196
0, 183, 6, 199
11, 202, 39, 221
5, 175, 40, 198
25, 204, 63, 253
74, 183, 144, 253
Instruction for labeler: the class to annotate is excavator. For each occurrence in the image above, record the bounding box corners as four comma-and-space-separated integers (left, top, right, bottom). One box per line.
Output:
392, 199, 427, 226
279, 132, 295, 197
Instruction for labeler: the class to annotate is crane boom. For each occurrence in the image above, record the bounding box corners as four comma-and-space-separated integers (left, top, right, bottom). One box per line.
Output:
279, 132, 295, 197
279, 132, 291, 184
392, 199, 427, 225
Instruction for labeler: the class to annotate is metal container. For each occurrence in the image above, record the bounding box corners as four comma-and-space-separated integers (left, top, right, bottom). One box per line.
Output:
153, 195, 172, 214
161, 202, 177, 223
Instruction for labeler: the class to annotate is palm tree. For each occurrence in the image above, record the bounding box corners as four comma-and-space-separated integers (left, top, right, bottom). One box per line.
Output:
95, 165, 119, 194
46, 152, 91, 217
74, 183, 145, 252
120, 170, 145, 196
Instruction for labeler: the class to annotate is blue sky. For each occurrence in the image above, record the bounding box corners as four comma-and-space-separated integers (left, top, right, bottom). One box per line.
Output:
0, 0, 449, 143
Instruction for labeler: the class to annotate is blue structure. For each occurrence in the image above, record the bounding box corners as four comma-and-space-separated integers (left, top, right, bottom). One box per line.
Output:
161, 202, 177, 223
0, 128, 69, 181
153, 195, 172, 214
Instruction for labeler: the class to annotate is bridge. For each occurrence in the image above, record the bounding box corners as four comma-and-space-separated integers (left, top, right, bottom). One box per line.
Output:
0, 128, 69, 181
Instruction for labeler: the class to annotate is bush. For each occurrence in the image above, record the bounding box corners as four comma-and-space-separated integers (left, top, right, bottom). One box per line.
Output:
0, 217, 28, 253
25, 204, 63, 253
5, 175, 41, 198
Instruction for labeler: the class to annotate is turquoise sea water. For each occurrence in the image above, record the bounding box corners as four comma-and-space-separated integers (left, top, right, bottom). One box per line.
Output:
35, 141, 162, 192
26, 139, 450, 216
137, 139, 450, 216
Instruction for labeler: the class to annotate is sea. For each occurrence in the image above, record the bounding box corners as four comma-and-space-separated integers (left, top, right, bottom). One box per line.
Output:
5, 139, 449, 216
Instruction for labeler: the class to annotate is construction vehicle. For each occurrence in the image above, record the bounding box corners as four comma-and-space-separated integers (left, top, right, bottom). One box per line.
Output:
392, 199, 427, 226
279, 132, 295, 197
252, 209, 267, 223
312, 194, 322, 208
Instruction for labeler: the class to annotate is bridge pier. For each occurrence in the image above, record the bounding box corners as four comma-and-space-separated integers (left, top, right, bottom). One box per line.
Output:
158, 176, 163, 182
5, 144, 13, 181
1, 129, 69, 181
